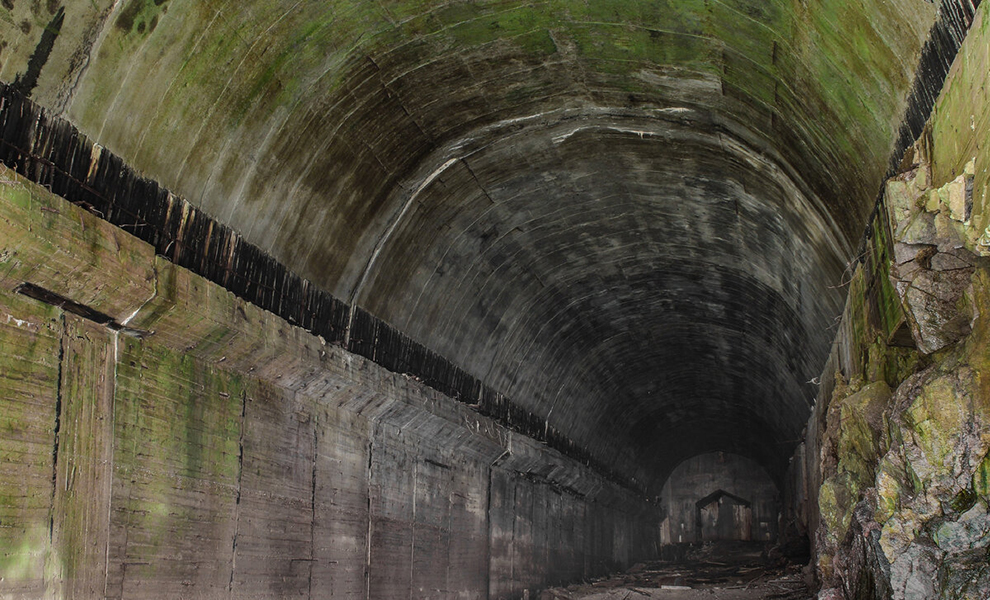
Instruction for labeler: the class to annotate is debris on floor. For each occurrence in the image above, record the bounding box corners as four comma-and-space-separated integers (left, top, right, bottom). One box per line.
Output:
539, 542, 814, 600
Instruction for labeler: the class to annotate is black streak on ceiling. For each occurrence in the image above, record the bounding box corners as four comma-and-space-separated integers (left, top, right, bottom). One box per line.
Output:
11, 7, 64, 98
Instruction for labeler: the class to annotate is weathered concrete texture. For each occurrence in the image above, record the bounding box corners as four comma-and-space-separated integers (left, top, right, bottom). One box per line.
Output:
0, 165, 656, 598
356, 113, 848, 487
488, 438, 655, 598
51, 316, 115, 600
107, 335, 243, 599
0, 0, 956, 492
0, 288, 60, 598
2, 1, 990, 598
0, 84, 632, 492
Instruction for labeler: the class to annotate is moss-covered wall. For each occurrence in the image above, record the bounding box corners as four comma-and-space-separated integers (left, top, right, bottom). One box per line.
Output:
0, 0, 959, 489
0, 0, 934, 260
805, 5, 990, 598
0, 164, 655, 599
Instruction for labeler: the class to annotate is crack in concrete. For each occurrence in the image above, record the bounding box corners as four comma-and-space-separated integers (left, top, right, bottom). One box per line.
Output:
364, 415, 380, 600
44, 312, 66, 596
309, 413, 319, 600
104, 329, 119, 598
227, 390, 247, 598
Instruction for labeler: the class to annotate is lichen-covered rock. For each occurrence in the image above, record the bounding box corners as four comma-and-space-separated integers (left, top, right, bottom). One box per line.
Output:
897, 212, 938, 245
879, 507, 924, 564
885, 168, 929, 229
817, 381, 895, 586
819, 475, 857, 551
813, 8, 990, 596
889, 541, 944, 600
974, 453, 990, 498
819, 383, 891, 512
902, 368, 990, 503
815, 224, 990, 600
818, 586, 846, 600
934, 503, 990, 555
942, 174, 971, 223
886, 161, 977, 354
875, 453, 911, 525
898, 269, 974, 354
839, 383, 893, 480
824, 310, 990, 599
939, 547, 990, 600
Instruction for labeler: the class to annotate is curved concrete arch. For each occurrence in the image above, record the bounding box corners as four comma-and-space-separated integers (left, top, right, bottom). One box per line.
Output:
0, 0, 948, 493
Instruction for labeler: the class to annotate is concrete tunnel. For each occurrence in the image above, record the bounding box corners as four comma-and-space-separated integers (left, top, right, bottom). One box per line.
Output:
1, 0, 989, 598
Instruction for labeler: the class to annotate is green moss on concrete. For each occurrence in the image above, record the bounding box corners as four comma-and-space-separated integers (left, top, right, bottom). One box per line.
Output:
843, 265, 872, 379
31, 0, 934, 305
930, 4, 990, 186
0, 166, 157, 321
928, 4, 990, 255
112, 334, 243, 562
513, 29, 558, 56
47, 317, 112, 588
113, 0, 169, 37
872, 213, 909, 334
439, 5, 562, 56
0, 287, 62, 594
0, 538, 47, 586
62, 0, 932, 182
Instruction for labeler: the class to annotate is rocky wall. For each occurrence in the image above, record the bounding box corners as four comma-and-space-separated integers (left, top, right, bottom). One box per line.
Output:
0, 163, 656, 599
808, 5, 990, 598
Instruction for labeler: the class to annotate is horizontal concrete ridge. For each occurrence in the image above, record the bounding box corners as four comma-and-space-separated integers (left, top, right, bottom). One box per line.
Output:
0, 84, 641, 491
0, 165, 655, 598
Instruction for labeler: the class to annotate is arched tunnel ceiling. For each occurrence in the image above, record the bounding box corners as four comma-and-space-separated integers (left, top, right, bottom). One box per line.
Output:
1, 0, 943, 488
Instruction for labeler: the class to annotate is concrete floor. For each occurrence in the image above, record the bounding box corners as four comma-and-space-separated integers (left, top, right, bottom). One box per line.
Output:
540, 542, 814, 600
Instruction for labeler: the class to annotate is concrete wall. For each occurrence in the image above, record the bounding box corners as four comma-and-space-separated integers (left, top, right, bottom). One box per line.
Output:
0, 165, 656, 599
0, 0, 958, 492
657, 452, 778, 545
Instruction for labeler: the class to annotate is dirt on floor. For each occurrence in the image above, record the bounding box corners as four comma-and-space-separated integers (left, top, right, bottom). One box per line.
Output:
539, 542, 815, 600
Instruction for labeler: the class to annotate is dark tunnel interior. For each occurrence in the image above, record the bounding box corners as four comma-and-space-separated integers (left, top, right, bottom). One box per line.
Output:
1, 0, 988, 598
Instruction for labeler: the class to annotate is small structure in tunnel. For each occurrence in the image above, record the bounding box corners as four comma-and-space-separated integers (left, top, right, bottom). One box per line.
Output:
695, 489, 753, 542
658, 452, 778, 547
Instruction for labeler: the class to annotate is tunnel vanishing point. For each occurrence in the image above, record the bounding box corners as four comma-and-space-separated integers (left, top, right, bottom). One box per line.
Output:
1, 0, 990, 598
